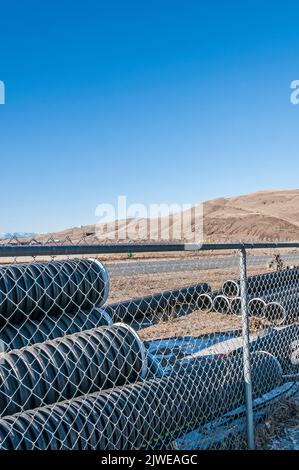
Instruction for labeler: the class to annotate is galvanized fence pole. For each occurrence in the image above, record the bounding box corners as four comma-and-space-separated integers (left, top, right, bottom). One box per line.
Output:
239, 247, 255, 449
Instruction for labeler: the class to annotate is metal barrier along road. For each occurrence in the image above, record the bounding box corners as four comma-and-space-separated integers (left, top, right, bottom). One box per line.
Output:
0, 241, 299, 450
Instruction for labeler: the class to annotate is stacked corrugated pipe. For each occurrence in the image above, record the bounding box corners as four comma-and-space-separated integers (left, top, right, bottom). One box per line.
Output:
223, 268, 299, 325
194, 268, 299, 325
0, 323, 147, 417
0, 258, 152, 450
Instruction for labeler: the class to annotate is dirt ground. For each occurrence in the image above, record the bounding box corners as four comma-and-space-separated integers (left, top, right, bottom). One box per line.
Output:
138, 310, 242, 340
107, 266, 267, 303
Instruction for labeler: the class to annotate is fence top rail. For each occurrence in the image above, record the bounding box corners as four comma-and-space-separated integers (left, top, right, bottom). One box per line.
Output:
0, 242, 299, 258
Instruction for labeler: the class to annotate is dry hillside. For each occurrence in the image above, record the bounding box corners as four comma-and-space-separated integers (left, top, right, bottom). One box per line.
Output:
32, 189, 299, 244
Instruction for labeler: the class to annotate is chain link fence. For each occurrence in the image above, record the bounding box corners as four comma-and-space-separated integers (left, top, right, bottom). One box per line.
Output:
0, 239, 298, 450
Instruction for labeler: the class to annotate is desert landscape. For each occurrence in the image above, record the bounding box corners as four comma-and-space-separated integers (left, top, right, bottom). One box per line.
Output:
29, 189, 299, 245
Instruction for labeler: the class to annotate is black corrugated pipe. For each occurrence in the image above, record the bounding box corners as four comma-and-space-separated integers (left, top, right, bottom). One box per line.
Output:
264, 302, 287, 325
230, 285, 299, 318
231, 295, 267, 317
248, 298, 267, 318
105, 283, 211, 323
264, 295, 299, 325
249, 324, 299, 376
206, 290, 230, 313
0, 307, 112, 352
212, 296, 231, 314
222, 268, 299, 298
0, 351, 282, 450
181, 324, 299, 378
248, 285, 299, 318
0, 258, 109, 325
0, 323, 147, 417
229, 297, 242, 315
196, 293, 213, 312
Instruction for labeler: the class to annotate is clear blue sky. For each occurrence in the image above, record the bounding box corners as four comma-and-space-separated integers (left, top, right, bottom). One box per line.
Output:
0, 0, 298, 233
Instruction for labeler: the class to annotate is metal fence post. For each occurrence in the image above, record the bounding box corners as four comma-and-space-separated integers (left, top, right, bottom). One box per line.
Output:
239, 247, 255, 449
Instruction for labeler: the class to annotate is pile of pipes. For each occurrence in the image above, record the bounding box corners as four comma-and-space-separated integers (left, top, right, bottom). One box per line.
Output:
104, 267, 299, 327
0, 349, 284, 450
201, 268, 299, 326
0, 259, 297, 450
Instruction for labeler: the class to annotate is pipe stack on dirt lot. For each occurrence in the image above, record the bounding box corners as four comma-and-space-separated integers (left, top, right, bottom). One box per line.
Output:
0, 350, 282, 450
0, 257, 295, 450
222, 268, 299, 324
222, 268, 299, 299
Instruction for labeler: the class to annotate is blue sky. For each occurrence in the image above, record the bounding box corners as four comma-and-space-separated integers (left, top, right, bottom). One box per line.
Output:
0, 0, 298, 233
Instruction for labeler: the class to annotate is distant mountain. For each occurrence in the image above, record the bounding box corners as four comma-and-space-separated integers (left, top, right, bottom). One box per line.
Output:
4, 190, 298, 244
34, 189, 299, 244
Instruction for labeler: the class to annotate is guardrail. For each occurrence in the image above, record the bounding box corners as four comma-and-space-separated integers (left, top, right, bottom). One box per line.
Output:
1, 241, 299, 258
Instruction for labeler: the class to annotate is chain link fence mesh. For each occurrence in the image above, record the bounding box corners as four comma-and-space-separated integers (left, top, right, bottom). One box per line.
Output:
0, 238, 298, 450
245, 249, 299, 449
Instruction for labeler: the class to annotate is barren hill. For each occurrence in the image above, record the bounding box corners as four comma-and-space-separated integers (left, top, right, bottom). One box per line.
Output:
39, 189, 299, 243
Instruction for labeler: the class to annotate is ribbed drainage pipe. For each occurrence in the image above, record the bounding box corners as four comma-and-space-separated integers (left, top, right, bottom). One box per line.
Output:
230, 297, 242, 315
222, 268, 299, 298
0, 259, 109, 325
0, 308, 112, 352
0, 351, 282, 450
106, 283, 211, 323
0, 323, 147, 417
249, 324, 299, 375
196, 293, 213, 312
248, 298, 267, 318
264, 302, 289, 326
212, 294, 231, 314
